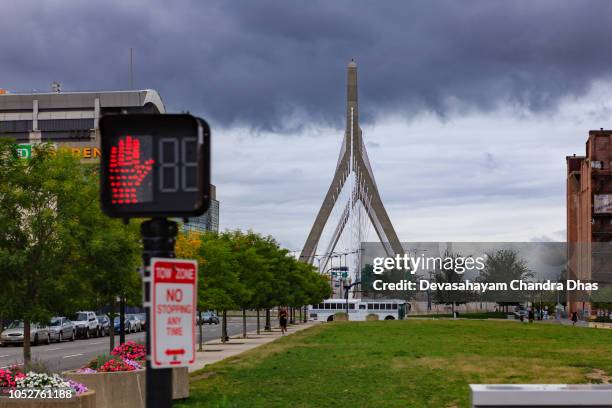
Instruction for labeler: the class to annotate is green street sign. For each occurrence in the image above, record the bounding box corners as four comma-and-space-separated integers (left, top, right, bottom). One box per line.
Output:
16, 144, 31, 159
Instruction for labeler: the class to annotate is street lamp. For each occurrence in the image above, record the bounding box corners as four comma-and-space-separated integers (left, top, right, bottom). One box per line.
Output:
426, 270, 434, 311
343, 281, 361, 316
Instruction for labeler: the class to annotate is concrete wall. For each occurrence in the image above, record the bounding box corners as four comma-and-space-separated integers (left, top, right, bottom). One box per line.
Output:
64, 367, 188, 408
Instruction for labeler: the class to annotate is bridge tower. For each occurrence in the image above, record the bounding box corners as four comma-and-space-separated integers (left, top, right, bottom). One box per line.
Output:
300, 60, 403, 272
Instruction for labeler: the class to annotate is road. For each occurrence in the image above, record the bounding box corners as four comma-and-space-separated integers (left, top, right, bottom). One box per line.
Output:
0, 318, 259, 372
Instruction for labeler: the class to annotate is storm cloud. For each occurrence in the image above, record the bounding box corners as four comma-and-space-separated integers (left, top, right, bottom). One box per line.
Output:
2, 1, 612, 131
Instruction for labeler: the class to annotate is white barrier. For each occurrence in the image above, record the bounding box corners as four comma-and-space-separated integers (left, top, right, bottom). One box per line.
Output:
471, 384, 612, 407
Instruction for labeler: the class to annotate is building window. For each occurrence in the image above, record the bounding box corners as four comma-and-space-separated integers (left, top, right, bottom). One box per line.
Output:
0, 120, 32, 133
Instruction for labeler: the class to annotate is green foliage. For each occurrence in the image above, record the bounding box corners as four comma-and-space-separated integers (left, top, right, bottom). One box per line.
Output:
433, 250, 476, 309
478, 248, 533, 308
0, 140, 141, 361
176, 229, 331, 313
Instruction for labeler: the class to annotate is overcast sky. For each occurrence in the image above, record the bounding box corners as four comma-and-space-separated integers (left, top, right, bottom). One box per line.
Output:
3, 1, 612, 251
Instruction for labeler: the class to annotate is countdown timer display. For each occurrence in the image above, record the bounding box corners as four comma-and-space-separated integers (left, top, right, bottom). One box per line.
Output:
100, 114, 210, 217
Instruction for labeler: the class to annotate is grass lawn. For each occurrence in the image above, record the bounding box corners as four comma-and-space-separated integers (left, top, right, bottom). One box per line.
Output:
406, 312, 509, 319
177, 320, 612, 408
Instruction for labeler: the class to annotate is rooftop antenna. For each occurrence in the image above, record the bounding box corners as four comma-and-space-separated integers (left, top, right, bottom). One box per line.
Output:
129, 47, 134, 89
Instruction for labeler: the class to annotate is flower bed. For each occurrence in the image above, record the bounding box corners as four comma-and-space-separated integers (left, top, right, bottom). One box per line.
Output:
79, 341, 144, 374
0, 367, 93, 408
63, 341, 188, 408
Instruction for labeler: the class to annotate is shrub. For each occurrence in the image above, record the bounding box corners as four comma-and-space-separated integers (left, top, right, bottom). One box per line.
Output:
15, 372, 70, 389
111, 341, 146, 362
81, 341, 147, 373
97, 359, 136, 373
0, 366, 25, 392
85, 354, 120, 370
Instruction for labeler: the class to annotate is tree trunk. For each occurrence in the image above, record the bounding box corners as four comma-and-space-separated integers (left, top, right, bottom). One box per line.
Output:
198, 310, 203, 352
256, 309, 260, 335
304, 305, 308, 323
289, 308, 294, 324
119, 296, 126, 345
221, 310, 228, 343
242, 308, 247, 339
109, 299, 116, 352
264, 308, 271, 331
23, 320, 31, 367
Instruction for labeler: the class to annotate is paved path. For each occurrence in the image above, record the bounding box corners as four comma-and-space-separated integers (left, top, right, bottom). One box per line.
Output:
189, 320, 321, 373
0, 318, 258, 372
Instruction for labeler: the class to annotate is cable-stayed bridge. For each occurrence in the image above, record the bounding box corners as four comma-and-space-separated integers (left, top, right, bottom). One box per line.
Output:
300, 60, 403, 291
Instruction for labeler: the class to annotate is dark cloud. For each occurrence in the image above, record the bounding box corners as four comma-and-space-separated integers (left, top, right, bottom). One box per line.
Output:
2, 1, 612, 131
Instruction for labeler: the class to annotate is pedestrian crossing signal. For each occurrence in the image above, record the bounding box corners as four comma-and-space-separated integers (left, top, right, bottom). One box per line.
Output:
100, 114, 211, 218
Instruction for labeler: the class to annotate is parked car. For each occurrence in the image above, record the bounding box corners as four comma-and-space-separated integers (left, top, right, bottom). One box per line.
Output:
127, 314, 142, 332
199, 311, 220, 325
137, 313, 147, 331
73, 311, 100, 339
0, 320, 50, 346
48, 317, 75, 343
97, 315, 111, 336
514, 308, 529, 320
113, 316, 129, 334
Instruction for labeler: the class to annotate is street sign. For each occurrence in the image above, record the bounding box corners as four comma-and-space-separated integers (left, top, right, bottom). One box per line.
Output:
16, 144, 31, 159
99, 114, 211, 218
150, 257, 197, 369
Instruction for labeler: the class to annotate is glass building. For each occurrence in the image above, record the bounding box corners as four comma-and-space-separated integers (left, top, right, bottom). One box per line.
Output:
182, 184, 219, 234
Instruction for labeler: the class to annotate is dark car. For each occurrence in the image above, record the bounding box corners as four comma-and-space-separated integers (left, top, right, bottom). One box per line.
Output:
113, 316, 130, 334
97, 315, 111, 336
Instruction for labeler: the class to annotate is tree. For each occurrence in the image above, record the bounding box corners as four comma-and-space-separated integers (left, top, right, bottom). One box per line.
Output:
221, 230, 264, 338
0, 142, 96, 364
83, 214, 141, 351
478, 249, 532, 312
197, 233, 244, 342
432, 251, 475, 314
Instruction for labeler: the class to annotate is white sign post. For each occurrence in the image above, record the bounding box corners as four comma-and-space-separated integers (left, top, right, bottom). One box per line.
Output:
150, 258, 197, 368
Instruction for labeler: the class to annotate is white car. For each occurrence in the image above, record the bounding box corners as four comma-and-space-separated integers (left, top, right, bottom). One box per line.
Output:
73, 311, 100, 339
1, 321, 50, 346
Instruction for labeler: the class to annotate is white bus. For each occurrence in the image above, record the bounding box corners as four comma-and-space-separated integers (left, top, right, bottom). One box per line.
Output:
309, 299, 408, 322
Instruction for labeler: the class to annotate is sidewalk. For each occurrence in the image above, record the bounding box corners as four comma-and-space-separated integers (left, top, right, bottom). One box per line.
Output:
189, 320, 321, 373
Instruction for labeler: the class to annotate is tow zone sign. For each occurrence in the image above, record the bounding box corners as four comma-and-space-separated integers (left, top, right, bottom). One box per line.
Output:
151, 258, 197, 368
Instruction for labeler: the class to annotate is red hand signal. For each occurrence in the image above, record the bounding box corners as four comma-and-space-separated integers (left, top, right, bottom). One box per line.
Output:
109, 136, 154, 204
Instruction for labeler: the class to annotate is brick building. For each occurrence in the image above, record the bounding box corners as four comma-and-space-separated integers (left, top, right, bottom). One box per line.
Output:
566, 130, 612, 315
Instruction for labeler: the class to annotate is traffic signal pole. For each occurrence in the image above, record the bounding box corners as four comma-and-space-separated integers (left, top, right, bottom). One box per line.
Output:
141, 218, 177, 408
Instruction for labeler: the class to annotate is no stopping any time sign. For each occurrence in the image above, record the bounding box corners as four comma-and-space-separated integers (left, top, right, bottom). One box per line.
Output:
151, 258, 198, 368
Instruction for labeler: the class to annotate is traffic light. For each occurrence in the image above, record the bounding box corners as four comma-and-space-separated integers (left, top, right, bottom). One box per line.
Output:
100, 114, 211, 218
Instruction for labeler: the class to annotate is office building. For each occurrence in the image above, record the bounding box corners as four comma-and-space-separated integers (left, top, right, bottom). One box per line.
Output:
0, 89, 165, 160
566, 130, 612, 315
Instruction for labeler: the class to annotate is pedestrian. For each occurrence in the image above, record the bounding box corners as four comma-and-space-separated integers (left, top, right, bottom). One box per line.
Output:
528, 308, 534, 323
279, 309, 288, 335
571, 311, 578, 326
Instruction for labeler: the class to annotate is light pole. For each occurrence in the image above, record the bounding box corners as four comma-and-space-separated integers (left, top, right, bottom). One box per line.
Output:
426, 270, 434, 312
343, 281, 361, 316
